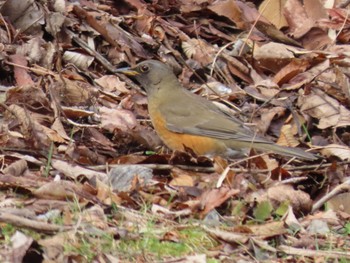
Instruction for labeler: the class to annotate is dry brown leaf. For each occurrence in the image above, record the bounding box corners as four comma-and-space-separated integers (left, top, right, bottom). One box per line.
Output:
25, 199, 68, 215
96, 179, 122, 205
276, 124, 301, 147
283, 59, 330, 90
6, 105, 51, 147
6, 85, 50, 108
257, 107, 286, 134
106, 165, 154, 192
0, 173, 46, 192
327, 192, 350, 214
170, 173, 194, 187
161, 230, 181, 243
208, 0, 247, 29
248, 221, 286, 237
6, 231, 33, 263
4, 153, 42, 165
38, 232, 71, 262
260, 155, 279, 171
9, 54, 35, 86
62, 51, 94, 70
253, 42, 296, 73
255, 80, 280, 99
284, 205, 303, 232
259, 0, 288, 29
320, 144, 350, 160
284, 0, 314, 38
3, 159, 28, 176
99, 107, 137, 132
95, 75, 129, 94
334, 67, 350, 104
299, 88, 350, 129
1, 0, 44, 33
202, 225, 249, 244
255, 21, 302, 47
182, 39, 216, 65
86, 127, 115, 149
51, 118, 71, 141
61, 106, 95, 119
151, 204, 192, 218
304, 0, 328, 22
180, 0, 208, 13
51, 159, 107, 181
81, 205, 108, 229
273, 59, 310, 85
16, 37, 45, 64
163, 254, 207, 263
73, 5, 150, 58
53, 77, 93, 106
258, 184, 312, 214
45, 11, 66, 35
198, 187, 239, 217
300, 27, 332, 50
40, 125, 66, 143
33, 181, 80, 200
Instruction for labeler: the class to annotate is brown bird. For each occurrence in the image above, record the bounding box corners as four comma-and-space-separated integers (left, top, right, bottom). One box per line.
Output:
116, 60, 316, 160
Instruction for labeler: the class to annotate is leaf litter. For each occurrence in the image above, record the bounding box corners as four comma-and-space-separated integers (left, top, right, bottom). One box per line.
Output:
0, 0, 350, 262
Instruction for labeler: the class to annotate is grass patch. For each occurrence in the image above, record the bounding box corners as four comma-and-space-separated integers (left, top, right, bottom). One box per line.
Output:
60, 226, 218, 261
0, 224, 16, 244
63, 232, 116, 261
115, 226, 218, 261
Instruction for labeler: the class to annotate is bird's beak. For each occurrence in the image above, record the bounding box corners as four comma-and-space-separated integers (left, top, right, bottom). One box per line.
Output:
114, 67, 139, 76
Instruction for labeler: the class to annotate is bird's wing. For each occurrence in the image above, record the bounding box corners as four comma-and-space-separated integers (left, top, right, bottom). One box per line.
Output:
158, 92, 272, 144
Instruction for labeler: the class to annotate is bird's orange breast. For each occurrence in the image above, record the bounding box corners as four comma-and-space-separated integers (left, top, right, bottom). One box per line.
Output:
149, 109, 227, 156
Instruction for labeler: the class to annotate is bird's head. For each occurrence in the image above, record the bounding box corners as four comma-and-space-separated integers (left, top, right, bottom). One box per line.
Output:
115, 60, 179, 94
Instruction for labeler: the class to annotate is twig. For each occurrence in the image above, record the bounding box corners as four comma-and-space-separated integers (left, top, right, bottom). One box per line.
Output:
339, 0, 350, 8
87, 160, 350, 174
0, 212, 71, 233
65, 29, 115, 73
276, 176, 308, 185
333, 8, 349, 44
0, 13, 11, 43
278, 245, 350, 259
287, 161, 350, 171
88, 163, 216, 173
312, 178, 350, 213
5, 61, 56, 76
65, 29, 140, 91
65, 118, 99, 128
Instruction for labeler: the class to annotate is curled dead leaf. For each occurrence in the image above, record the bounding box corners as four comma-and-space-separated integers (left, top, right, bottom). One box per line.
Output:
3, 159, 28, 176
321, 144, 350, 161
259, 184, 312, 215
99, 107, 137, 132
299, 88, 350, 129
63, 51, 94, 70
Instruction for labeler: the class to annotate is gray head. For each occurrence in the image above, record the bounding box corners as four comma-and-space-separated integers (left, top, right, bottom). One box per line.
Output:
116, 60, 179, 94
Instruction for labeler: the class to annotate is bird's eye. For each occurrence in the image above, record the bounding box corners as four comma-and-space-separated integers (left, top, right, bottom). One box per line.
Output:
140, 64, 150, 73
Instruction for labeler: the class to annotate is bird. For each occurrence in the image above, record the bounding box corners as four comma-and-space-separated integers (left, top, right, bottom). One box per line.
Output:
115, 60, 316, 160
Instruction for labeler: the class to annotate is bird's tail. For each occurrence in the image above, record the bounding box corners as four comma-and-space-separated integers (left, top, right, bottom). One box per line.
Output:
253, 143, 317, 160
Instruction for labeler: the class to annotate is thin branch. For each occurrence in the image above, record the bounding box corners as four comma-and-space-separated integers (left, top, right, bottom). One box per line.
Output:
0, 212, 71, 233
278, 245, 350, 259
312, 178, 350, 213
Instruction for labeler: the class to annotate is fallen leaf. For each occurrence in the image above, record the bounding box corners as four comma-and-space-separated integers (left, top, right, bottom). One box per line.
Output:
259, 0, 288, 29
62, 51, 94, 70
51, 159, 107, 181
99, 107, 137, 132
284, 0, 314, 38
321, 144, 350, 160
299, 88, 350, 129
197, 187, 239, 217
